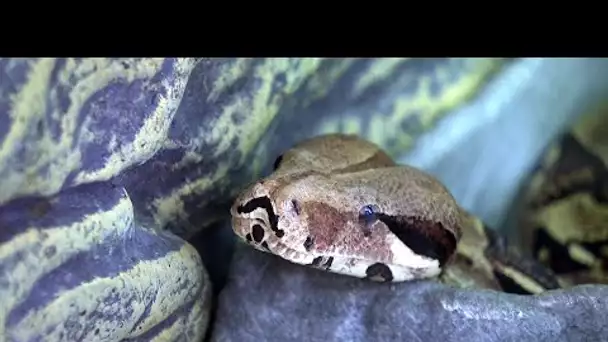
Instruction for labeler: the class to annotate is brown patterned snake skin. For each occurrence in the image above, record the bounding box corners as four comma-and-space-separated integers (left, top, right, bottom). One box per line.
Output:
518, 108, 608, 287
231, 133, 561, 294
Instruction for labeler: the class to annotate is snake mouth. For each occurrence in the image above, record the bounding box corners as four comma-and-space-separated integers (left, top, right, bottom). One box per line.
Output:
231, 211, 445, 283
261, 238, 441, 282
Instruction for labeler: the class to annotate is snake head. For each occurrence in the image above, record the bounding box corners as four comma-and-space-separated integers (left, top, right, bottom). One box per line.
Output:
230, 162, 464, 283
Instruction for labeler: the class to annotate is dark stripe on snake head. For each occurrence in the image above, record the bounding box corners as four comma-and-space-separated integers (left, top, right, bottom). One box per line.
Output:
365, 263, 393, 282
273, 154, 284, 170
378, 214, 457, 266
236, 196, 284, 238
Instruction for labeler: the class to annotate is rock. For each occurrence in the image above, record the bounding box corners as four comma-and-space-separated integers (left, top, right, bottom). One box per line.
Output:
0, 182, 211, 341
211, 242, 608, 342
0, 58, 211, 341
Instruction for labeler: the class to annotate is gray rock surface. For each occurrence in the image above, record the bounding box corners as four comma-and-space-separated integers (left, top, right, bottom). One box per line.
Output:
211, 244, 608, 342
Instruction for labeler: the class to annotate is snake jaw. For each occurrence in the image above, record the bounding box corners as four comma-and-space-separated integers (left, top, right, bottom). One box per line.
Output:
231, 172, 452, 283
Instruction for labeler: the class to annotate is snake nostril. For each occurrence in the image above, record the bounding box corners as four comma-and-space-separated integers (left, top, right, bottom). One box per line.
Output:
252, 224, 265, 243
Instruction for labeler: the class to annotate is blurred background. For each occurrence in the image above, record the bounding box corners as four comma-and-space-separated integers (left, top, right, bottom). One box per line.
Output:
399, 58, 608, 236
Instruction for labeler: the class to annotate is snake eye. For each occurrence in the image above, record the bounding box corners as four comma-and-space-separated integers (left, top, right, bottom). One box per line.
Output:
360, 205, 375, 217
359, 205, 380, 237
359, 205, 377, 220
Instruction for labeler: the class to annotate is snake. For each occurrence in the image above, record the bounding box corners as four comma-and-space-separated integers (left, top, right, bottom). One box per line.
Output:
518, 106, 608, 288
230, 133, 562, 294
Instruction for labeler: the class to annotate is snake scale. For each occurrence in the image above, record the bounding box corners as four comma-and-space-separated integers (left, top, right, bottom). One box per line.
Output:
230, 133, 571, 294
518, 106, 608, 288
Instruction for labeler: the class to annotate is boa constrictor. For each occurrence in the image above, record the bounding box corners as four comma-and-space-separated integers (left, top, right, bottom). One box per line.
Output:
231, 133, 561, 294
519, 108, 608, 287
